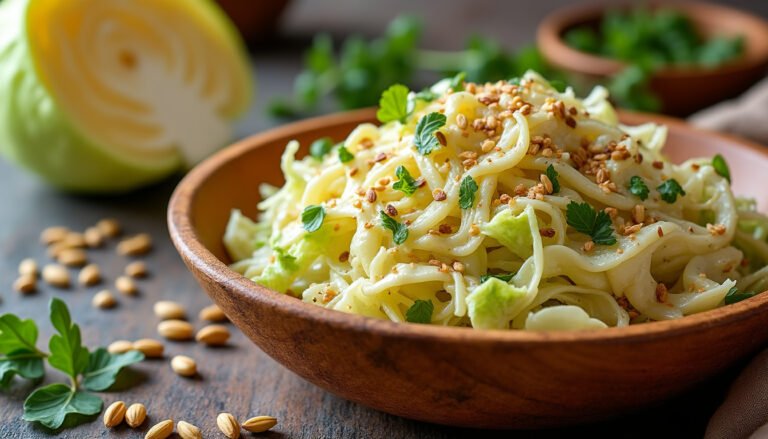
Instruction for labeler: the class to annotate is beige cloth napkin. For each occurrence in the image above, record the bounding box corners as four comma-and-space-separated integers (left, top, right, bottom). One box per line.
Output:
691, 76, 768, 439
690, 76, 768, 145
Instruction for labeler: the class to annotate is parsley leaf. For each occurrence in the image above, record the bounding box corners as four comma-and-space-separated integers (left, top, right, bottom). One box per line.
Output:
414, 112, 446, 155
376, 84, 410, 123
413, 89, 438, 102
712, 154, 731, 183
545, 164, 560, 194
459, 175, 479, 209
309, 137, 333, 160
48, 298, 89, 380
379, 211, 408, 245
1, 350, 45, 388
301, 205, 325, 233
724, 287, 757, 305
405, 300, 433, 324
23, 384, 102, 429
392, 165, 419, 196
82, 349, 144, 392
0, 314, 45, 386
449, 72, 467, 91
338, 145, 354, 163
479, 273, 515, 284
628, 176, 649, 201
657, 179, 686, 203
0, 314, 40, 355
566, 201, 617, 245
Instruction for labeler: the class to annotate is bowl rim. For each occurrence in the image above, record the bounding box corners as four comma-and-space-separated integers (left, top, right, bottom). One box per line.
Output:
536, 1, 768, 78
168, 107, 768, 345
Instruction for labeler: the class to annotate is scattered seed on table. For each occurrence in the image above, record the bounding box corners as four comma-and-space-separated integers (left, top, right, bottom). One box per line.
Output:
199, 304, 227, 322
217, 413, 240, 439
132, 339, 164, 358
107, 340, 134, 354
58, 248, 88, 267
170, 355, 197, 377
97, 218, 121, 238
40, 226, 69, 245
18, 258, 37, 277
196, 324, 230, 346
145, 419, 174, 439
103, 401, 127, 428
125, 403, 147, 428
62, 232, 87, 248
13, 274, 36, 294
78, 263, 101, 286
115, 276, 138, 295
153, 300, 186, 320
177, 420, 202, 439
241, 415, 278, 433
84, 226, 104, 248
42, 264, 70, 288
157, 320, 194, 340
125, 260, 148, 278
92, 290, 117, 309
117, 233, 152, 256
47, 242, 69, 259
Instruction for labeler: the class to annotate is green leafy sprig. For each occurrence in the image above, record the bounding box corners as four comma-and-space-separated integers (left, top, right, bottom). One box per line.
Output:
269, 16, 564, 117
566, 201, 617, 246
0, 298, 143, 430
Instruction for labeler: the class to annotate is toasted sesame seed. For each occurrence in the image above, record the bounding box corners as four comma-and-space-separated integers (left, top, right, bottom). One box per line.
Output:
366, 189, 377, 203
456, 114, 468, 129
540, 174, 554, 194
435, 131, 447, 146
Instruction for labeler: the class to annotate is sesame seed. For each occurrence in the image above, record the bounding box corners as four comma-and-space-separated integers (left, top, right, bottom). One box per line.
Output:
456, 114, 468, 129
432, 189, 447, 201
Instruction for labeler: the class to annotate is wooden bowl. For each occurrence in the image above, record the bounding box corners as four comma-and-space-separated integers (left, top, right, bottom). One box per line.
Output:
168, 108, 768, 429
537, 2, 768, 116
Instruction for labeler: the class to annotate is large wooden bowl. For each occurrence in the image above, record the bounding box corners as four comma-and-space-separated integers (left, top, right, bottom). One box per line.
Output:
537, 2, 768, 116
168, 108, 768, 428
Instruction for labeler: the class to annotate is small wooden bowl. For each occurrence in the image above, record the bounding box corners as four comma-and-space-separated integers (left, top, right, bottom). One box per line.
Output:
537, 2, 768, 116
168, 108, 768, 428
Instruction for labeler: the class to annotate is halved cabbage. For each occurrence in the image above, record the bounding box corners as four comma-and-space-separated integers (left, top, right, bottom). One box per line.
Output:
0, 0, 253, 192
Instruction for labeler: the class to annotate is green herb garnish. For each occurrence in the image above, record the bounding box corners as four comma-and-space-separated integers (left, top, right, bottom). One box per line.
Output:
3, 298, 144, 429
309, 137, 333, 160
338, 145, 354, 163
392, 165, 419, 196
566, 201, 617, 245
545, 164, 560, 194
414, 112, 447, 155
269, 16, 564, 117
724, 286, 757, 305
380, 211, 408, 245
628, 175, 650, 201
301, 205, 325, 233
712, 154, 731, 183
449, 71, 467, 91
376, 84, 410, 123
459, 175, 479, 209
405, 300, 433, 324
657, 179, 686, 203
563, 8, 743, 111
